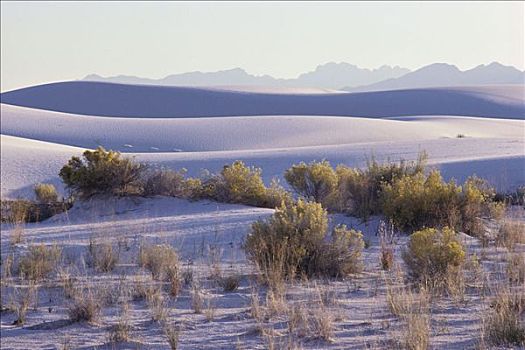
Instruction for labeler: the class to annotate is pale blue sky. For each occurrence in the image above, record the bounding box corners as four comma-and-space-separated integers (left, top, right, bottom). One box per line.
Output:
1, 1, 523, 91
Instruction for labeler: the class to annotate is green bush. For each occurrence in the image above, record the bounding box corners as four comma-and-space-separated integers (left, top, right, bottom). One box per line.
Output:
200, 161, 276, 207
381, 170, 499, 234
284, 160, 337, 204
34, 183, 58, 203
402, 227, 465, 287
381, 171, 461, 232
244, 200, 364, 279
335, 154, 427, 219
59, 147, 145, 199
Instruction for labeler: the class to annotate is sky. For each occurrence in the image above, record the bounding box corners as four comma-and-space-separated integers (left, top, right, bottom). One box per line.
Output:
1, 1, 523, 92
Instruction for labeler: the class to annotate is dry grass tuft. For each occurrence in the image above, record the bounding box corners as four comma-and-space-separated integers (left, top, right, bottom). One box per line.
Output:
496, 221, 525, 251
87, 239, 118, 273
67, 287, 102, 323
147, 289, 168, 323
18, 244, 61, 281
108, 303, 131, 343
191, 283, 204, 314
163, 322, 181, 349
139, 244, 180, 281
483, 288, 525, 346
10, 284, 36, 326
218, 273, 241, 292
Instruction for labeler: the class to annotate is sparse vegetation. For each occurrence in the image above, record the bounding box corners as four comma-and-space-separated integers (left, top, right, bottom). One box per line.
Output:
402, 227, 465, 290
483, 289, 525, 346
496, 221, 525, 251
138, 244, 180, 281
67, 288, 101, 323
18, 244, 61, 281
87, 240, 118, 273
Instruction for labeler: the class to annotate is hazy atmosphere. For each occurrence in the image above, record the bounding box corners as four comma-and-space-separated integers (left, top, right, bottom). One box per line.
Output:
1, 1, 523, 91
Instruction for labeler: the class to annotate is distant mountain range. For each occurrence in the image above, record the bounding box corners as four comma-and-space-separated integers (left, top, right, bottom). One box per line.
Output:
82, 62, 524, 91
345, 62, 525, 92
83, 63, 410, 90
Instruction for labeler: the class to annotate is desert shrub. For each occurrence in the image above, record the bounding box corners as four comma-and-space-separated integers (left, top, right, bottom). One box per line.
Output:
402, 227, 465, 289
244, 200, 363, 280
483, 289, 525, 346
317, 225, 364, 277
143, 168, 188, 197
382, 171, 501, 234
139, 244, 180, 281
200, 161, 268, 207
496, 221, 525, 251
328, 153, 427, 219
264, 178, 294, 208
459, 176, 495, 237
18, 244, 61, 281
382, 171, 461, 232
284, 160, 337, 204
34, 183, 59, 203
59, 147, 145, 198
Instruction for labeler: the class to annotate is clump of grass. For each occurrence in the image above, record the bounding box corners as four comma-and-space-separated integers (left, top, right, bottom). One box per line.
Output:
218, 273, 241, 292
163, 322, 181, 349
87, 239, 118, 273
483, 288, 525, 346
378, 220, 396, 271
34, 183, 58, 203
10, 284, 36, 326
191, 283, 204, 314
108, 303, 131, 343
496, 221, 525, 251
386, 282, 431, 350
67, 288, 102, 323
506, 253, 525, 284
138, 244, 180, 281
131, 277, 159, 301
18, 244, 61, 281
147, 289, 168, 323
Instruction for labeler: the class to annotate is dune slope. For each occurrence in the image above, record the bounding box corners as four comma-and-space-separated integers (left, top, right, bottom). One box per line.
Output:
1, 81, 524, 119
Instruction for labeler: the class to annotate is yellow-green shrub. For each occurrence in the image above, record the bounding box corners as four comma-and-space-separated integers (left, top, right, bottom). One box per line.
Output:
244, 200, 364, 279
381, 171, 461, 232
284, 160, 337, 204
59, 147, 145, 198
402, 227, 465, 287
201, 161, 268, 207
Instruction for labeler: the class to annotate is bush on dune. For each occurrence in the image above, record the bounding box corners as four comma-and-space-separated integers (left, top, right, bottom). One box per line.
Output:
244, 199, 364, 280
285, 153, 427, 220
382, 170, 501, 234
284, 160, 338, 204
59, 147, 145, 199
402, 227, 465, 289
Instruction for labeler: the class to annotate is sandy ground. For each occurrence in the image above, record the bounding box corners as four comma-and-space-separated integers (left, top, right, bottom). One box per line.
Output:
1, 197, 523, 349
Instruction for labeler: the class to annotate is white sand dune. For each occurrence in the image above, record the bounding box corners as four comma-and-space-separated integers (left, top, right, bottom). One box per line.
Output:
2, 104, 524, 153
1, 82, 523, 119
2, 131, 523, 200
